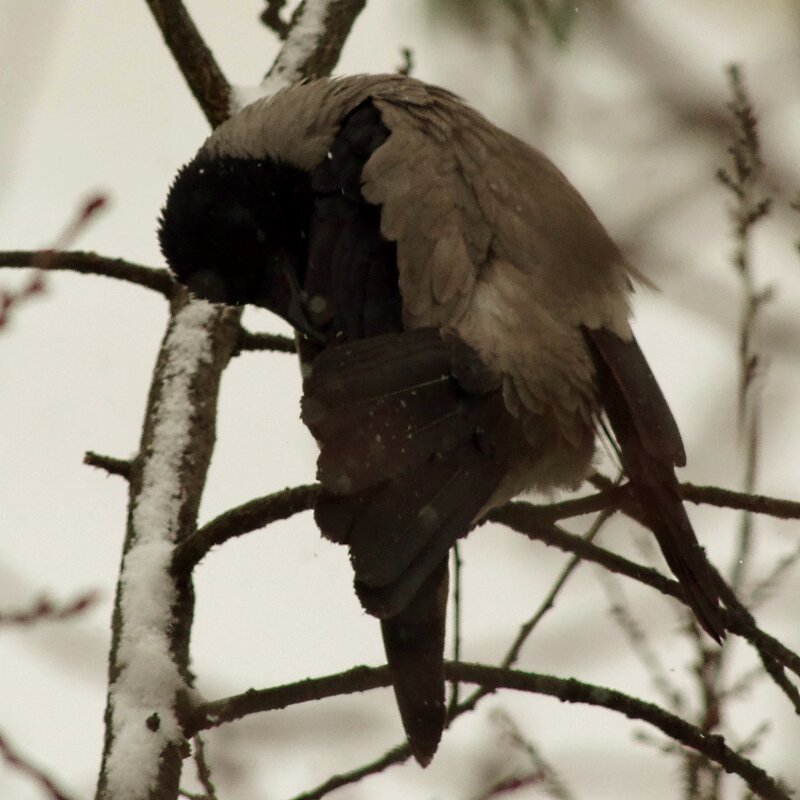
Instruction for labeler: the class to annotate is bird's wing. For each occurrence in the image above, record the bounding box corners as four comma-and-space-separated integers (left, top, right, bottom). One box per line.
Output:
363, 81, 632, 335
302, 95, 513, 764
303, 328, 506, 614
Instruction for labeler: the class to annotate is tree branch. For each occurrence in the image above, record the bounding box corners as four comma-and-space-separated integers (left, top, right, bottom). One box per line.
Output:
486, 502, 800, 684
144, 0, 231, 127
235, 326, 297, 354
591, 472, 800, 522
681, 482, 800, 521
189, 662, 789, 800
96, 293, 242, 800
0, 730, 76, 800
0, 250, 174, 297
172, 484, 320, 573
84, 451, 134, 480
261, 0, 367, 92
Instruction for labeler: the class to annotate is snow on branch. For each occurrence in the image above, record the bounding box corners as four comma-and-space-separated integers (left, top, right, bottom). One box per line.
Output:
104, 299, 225, 800
233, 0, 367, 109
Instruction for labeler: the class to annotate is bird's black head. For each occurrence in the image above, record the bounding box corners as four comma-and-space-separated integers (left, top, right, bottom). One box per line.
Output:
158, 153, 314, 321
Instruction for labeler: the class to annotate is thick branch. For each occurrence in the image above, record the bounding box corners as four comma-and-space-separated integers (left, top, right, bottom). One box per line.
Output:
0, 250, 174, 297
95, 293, 241, 800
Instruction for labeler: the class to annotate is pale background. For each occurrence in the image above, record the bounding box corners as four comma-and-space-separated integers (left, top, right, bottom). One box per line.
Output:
1, 1, 799, 798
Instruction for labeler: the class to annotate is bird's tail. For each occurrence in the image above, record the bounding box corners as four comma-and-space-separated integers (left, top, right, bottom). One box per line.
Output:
380, 559, 449, 766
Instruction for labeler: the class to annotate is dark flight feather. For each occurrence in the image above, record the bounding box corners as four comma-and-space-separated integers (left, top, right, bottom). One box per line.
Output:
585, 327, 725, 640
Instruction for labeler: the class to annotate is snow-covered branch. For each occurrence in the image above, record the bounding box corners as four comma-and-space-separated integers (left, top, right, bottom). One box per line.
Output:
96, 295, 240, 800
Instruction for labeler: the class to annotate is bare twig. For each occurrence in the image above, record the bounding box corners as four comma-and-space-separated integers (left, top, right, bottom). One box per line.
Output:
680, 483, 800, 522
289, 742, 409, 800
0, 269, 45, 328
716, 63, 773, 595
684, 65, 774, 797
488, 502, 800, 684
0, 250, 175, 297
448, 542, 464, 713
749, 540, 800, 608
186, 734, 218, 800
84, 451, 134, 479
395, 46, 414, 76
499, 507, 615, 671
599, 571, 685, 713
235, 327, 297, 354
0, 591, 99, 625
0, 730, 76, 800
487, 708, 575, 800
171, 484, 320, 574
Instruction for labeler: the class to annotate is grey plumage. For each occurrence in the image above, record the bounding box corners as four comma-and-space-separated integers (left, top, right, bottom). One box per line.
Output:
160, 74, 726, 766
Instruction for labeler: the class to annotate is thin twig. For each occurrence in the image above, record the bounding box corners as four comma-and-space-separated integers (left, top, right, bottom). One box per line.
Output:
0, 731, 76, 800
235, 327, 297, 354
84, 451, 134, 479
0, 269, 45, 328
171, 484, 320, 574
0, 250, 175, 297
716, 63, 772, 595
488, 502, 800, 683
488, 708, 575, 800
192, 734, 218, 800
0, 591, 99, 625
599, 571, 685, 713
448, 542, 464, 714
289, 742, 410, 800
499, 507, 615, 671
680, 483, 800, 521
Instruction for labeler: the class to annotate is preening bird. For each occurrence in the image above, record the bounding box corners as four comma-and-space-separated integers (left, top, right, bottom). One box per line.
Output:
159, 74, 726, 765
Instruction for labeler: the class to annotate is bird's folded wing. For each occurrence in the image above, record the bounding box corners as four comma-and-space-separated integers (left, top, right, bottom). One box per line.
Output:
302, 328, 507, 619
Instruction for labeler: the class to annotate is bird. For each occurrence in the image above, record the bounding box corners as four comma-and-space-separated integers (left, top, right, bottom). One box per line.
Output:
158, 73, 726, 766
